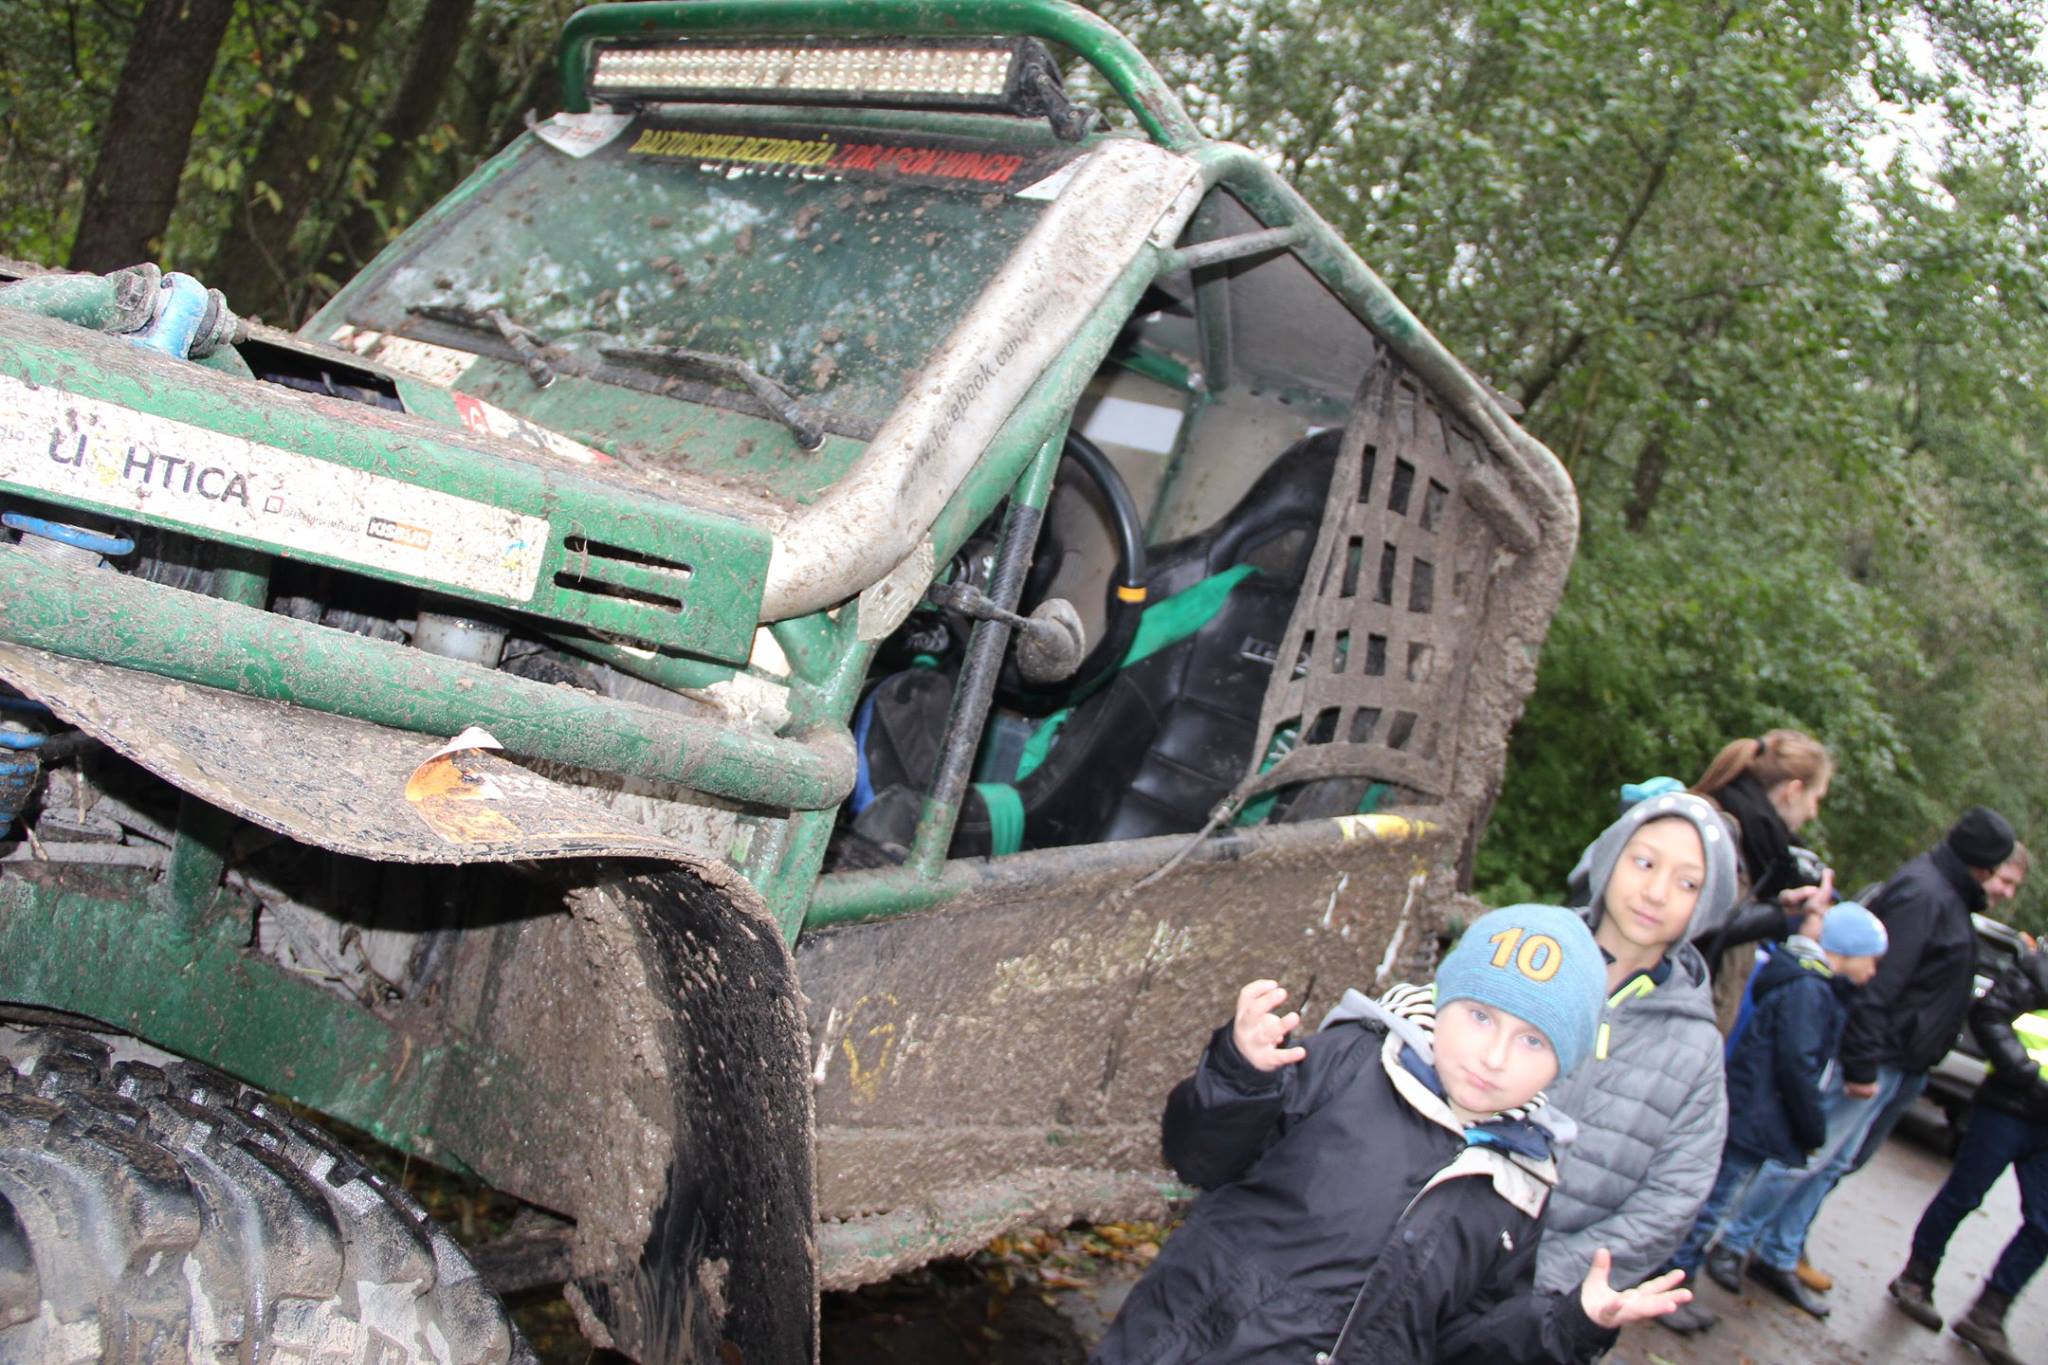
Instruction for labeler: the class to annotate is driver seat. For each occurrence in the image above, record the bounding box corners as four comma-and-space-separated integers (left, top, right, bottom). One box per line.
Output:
851, 429, 1342, 858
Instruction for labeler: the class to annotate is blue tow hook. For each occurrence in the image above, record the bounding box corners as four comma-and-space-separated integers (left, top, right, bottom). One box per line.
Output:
130, 272, 215, 359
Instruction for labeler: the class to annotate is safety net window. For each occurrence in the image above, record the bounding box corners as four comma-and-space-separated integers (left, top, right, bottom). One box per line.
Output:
1244, 348, 1515, 804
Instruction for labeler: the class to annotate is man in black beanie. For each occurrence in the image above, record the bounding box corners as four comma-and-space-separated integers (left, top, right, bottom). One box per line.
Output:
1948, 805, 2022, 872
1845, 807, 2018, 1150
1705, 806, 2017, 1311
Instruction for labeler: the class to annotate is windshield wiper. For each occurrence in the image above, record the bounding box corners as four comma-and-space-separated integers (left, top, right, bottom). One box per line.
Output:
405, 302, 556, 389
405, 305, 823, 448
598, 344, 825, 451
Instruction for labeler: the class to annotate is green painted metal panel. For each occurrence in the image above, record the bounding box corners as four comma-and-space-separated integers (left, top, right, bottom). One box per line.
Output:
0, 864, 599, 1180
0, 311, 771, 664
557, 0, 1199, 149
0, 868, 462, 1160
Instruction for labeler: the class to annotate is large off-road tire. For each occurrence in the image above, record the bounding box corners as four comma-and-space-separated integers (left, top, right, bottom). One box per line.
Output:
0, 1026, 535, 1364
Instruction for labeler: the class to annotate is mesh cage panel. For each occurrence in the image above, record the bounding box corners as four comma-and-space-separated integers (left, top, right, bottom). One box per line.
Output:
1245, 349, 1518, 802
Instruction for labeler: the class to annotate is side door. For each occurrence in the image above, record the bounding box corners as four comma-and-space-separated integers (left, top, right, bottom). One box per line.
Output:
794, 175, 1568, 1273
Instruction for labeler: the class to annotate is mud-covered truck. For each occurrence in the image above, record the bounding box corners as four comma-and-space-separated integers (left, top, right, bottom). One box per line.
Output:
0, 2, 1577, 1360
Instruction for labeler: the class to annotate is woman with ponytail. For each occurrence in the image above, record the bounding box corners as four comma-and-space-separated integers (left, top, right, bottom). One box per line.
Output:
1690, 730, 1838, 1033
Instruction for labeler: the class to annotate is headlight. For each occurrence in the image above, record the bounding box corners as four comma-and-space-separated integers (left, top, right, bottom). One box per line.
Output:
588, 36, 1071, 123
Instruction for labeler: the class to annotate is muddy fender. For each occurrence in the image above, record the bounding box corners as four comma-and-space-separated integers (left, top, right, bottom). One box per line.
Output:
559, 866, 816, 1364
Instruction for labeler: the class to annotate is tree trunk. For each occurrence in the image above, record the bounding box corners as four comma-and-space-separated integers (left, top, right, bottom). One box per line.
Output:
205, 0, 394, 321
318, 0, 479, 278
1623, 432, 1670, 532
68, 0, 237, 273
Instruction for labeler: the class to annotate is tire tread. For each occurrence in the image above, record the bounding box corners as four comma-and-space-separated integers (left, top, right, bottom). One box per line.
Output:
0, 1028, 534, 1364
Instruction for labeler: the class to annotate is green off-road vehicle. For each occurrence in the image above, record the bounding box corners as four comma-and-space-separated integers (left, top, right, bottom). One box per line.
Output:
0, 2, 1577, 1359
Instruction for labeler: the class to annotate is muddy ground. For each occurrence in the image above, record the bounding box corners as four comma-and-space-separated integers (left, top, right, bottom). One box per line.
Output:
817, 1096, 2046, 1365
515, 1095, 2044, 1362
1607, 1100, 2047, 1365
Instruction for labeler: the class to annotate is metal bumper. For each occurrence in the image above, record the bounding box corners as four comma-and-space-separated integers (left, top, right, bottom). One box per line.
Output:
0, 544, 853, 816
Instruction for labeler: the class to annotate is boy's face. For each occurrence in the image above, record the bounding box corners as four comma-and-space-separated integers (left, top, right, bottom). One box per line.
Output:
1601, 818, 1706, 952
1837, 952, 1881, 985
1433, 997, 1561, 1121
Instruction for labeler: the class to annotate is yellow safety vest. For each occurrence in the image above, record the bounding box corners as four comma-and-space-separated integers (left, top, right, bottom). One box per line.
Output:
2015, 1009, 2048, 1082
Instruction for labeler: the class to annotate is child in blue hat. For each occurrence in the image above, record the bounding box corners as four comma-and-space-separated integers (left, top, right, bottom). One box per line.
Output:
1660, 900, 1888, 1331
1090, 904, 1693, 1365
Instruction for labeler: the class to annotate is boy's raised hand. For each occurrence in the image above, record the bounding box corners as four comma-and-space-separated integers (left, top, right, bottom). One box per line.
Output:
1231, 980, 1307, 1071
1577, 1248, 1690, 1329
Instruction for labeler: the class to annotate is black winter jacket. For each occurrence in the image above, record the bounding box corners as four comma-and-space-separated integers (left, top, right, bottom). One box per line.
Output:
1698, 844, 1830, 957
1722, 942, 1855, 1164
1839, 845, 1986, 1084
1971, 950, 2048, 1125
1090, 993, 1614, 1365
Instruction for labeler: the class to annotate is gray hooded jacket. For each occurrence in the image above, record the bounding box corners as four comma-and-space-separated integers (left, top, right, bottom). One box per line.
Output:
1533, 792, 1738, 1294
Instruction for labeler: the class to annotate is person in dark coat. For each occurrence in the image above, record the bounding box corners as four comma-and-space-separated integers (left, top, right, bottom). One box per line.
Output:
1886, 944, 2048, 1365
1687, 730, 1839, 1034
1705, 806, 2016, 1317
1089, 904, 1692, 1365
1849, 838, 2028, 1175
1658, 901, 1887, 1333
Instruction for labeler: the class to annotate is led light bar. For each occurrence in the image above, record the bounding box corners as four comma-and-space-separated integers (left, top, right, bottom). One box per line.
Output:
589, 36, 1078, 127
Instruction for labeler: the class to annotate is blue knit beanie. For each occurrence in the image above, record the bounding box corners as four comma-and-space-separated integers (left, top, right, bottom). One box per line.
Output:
1435, 904, 1606, 1075
1819, 900, 1888, 958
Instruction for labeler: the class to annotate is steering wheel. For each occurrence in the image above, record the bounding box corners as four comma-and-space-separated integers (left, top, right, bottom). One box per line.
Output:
1004, 430, 1149, 701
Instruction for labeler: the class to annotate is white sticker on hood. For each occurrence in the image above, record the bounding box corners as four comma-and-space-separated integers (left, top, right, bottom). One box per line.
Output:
533, 110, 635, 158
0, 374, 549, 602
330, 326, 478, 388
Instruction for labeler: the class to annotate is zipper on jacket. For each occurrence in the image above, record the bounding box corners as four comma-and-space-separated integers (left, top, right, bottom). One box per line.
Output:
1316, 1175, 1453, 1363
1607, 975, 1656, 1008
1593, 974, 1658, 1061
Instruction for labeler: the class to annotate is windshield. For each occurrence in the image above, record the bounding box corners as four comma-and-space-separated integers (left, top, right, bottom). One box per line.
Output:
333, 114, 1081, 426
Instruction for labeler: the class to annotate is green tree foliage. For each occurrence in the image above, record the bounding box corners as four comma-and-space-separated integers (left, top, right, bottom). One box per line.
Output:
0, 0, 137, 265
0, 0, 572, 317
204, 0, 400, 317
1095, 0, 2048, 931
